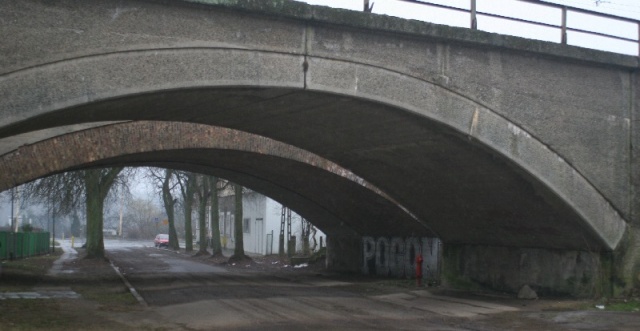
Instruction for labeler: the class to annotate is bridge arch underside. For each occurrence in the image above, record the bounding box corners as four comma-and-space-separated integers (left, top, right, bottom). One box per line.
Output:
0, 86, 620, 252
80, 150, 426, 239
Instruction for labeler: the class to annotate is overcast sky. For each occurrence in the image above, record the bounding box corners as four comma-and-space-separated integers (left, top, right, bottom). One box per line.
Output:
296, 0, 640, 55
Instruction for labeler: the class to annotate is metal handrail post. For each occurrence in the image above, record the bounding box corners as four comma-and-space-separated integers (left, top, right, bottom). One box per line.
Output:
397, 0, 638, 56
470, 0, 477, 30
561, 6, 567, 44
364, 0, 373, 13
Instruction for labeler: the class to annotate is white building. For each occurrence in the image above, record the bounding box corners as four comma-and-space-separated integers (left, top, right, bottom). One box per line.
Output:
216, 190, 325, 256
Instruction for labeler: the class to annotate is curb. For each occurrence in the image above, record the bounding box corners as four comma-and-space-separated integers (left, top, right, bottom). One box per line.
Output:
108, 259, 148, 308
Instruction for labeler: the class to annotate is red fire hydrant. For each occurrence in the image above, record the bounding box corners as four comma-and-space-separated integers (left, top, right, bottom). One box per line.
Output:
415, 254, 423, 287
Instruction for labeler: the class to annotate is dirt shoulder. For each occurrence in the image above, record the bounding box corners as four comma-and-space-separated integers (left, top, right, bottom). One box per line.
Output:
1, 248, 160, 330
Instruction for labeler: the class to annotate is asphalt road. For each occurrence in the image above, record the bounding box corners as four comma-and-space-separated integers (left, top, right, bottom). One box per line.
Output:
102, 242, 640, 331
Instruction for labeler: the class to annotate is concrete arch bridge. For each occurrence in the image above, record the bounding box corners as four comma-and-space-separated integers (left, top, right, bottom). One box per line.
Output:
1, 0, 638, 297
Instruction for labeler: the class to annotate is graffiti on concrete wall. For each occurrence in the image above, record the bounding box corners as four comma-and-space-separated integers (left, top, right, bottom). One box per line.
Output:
362, 236, 440, 281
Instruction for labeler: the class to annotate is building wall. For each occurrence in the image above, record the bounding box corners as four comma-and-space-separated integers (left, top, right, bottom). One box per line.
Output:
218, 191, 325, 256
242, 192, 266, 255
265, 198, 282, 255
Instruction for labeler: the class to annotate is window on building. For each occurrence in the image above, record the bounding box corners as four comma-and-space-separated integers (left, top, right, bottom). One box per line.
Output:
243, 218, 251, 234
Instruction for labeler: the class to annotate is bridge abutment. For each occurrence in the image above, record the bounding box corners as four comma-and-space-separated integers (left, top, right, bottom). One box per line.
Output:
324, 233, 640, 298
325, 233, 362, 274
441, 243, 614, 298
326, 233, 640, 298
611, 226, 640, 296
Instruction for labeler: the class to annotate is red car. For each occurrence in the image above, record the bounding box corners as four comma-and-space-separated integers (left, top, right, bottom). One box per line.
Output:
154, 234, 169, 248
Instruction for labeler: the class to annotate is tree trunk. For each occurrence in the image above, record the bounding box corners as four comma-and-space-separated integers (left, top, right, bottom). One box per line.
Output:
84, 168, 122, 259
196, 176, 208, 256
70, 209, 81, 238
183, 173, 196, 252
84, 170, 104, 259
209, 176, 223, 257
302, 219, 311, 256
229, 183, 250, 263
161, 169, 179, 251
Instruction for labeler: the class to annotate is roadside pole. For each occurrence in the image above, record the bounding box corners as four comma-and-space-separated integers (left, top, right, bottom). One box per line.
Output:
51, 210, 56, 253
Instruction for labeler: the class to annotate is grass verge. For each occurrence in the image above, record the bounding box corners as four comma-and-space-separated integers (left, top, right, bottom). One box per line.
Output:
604, 299, 640, 312
1, 249, 62, 291
0, 250, 142, 330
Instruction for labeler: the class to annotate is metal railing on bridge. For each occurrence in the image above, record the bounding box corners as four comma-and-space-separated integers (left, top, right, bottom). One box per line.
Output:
358, 0, 640, 56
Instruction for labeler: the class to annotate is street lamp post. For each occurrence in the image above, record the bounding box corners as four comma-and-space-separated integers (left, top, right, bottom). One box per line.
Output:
10, 187, 14, 232
9, 187, 15, 259
51, 208, 56, 253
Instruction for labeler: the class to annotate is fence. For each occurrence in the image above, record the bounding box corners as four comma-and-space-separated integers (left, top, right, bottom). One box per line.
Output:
361, 0, 640, 56
0, 232, 51, 260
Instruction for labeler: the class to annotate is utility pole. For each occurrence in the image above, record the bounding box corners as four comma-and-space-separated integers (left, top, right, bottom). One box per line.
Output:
287, 208, 291, 246
286, 208, 293, 257
10, 187, 15, 232
13, 186, 21, 232
10, 187, 15, 259
279, 207, 285, 257
118, 185, 124, 238
47, 195, 51, 253
51, 206, 56, 253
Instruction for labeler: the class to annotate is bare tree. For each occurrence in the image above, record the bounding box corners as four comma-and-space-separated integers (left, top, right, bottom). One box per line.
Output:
122, 197, 163, 239
162, 169, 180, 250
147, 168, 180, 250
194, 174, 209, 256
70, 209, 82, 237
229, 183, 251, 263
20, 167, 126, 258
209, 176, 224, 257
21, 172, 84, 217
177, 171, 197, 252
84, 167, 124, 258
300, 218, 313, 256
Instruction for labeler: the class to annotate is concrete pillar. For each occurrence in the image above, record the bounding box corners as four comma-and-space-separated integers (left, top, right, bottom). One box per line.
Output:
325, 233, 362, 273
612, 226, 640, 296
626, 71, 640, 295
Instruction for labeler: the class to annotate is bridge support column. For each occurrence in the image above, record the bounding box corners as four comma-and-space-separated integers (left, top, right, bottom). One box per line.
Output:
325, 233, 361, 273
611, 226, 640, 297
441, 243, 611, 298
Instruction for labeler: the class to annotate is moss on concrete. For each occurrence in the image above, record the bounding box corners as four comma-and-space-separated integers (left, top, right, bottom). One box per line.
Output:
610, 226, 640, 297
440, 243, 619, 298
440, 244, 483, 292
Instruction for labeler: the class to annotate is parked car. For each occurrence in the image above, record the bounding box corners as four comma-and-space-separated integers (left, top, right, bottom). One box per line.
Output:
154, 234, 169, 248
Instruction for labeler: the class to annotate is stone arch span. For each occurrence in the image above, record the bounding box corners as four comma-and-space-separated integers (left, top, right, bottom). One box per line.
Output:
0, 48, 626, 251
0, 121, 431, 238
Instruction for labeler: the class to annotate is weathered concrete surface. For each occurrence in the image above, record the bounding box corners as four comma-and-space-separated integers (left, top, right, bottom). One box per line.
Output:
0, 0, 638, 295
442, 244, 606, 297
612, 227, 640, 295
362, 236, 440, 282
0, 122, 431, 238
633, 75, 640, 227
326, 233, 363, 273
